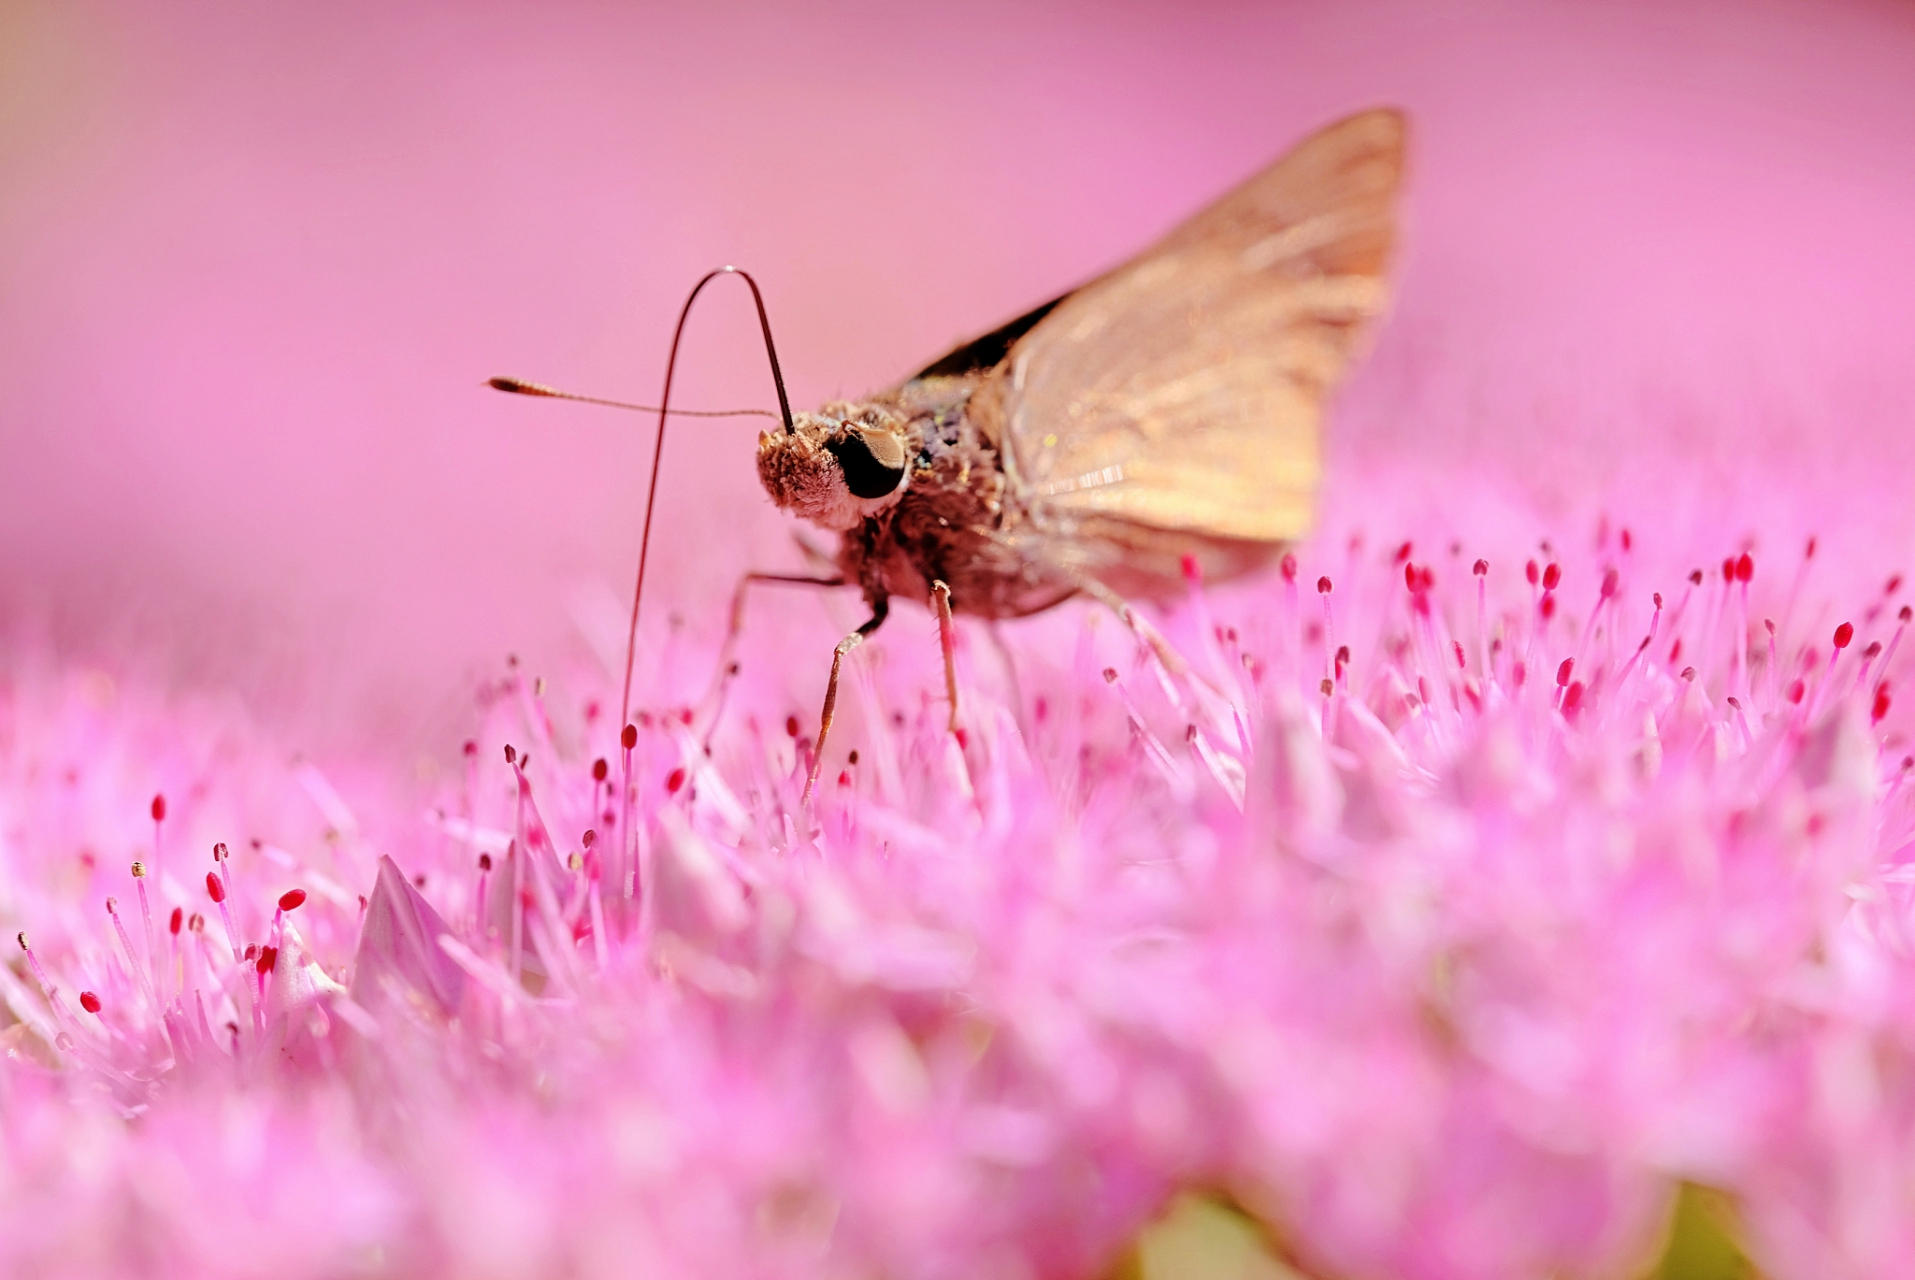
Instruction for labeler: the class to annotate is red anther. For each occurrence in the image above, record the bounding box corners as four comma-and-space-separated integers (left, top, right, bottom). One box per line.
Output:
1542, 563, 1562, 590
503, 744, 517, 765
1805, 536, 1818, 559
1736, 552, 1755, 580
1874, 687, 1893, 724
1721, 557, 1736, 583
1889, 575, 1904, 595
1393, 541, 1413, 564
278, 889, 307, 912
1621, 528, 1633, 552
1562, 682, 1585, 715
1317, 576, 1332, 595
1512, 661, 1527, 687
244, 944, 258, 961
169, 907, 182, 936
1835, 622, 1855, 649
1101, 667, 1119, 684
1688, 569, 1704, 585
1601, 567, 1621, 599
591, 758, 608, 783
463, 740, 478, 757
1670, 639, 1683, 663
581, 829, 596, 848
1787, 679, 1806, 704
1404, 563, 1418, 591
1419, 566, 1435, 591
1902, 606, 1913, 624
150, 794, 166, 822
1727, 696, 1742, 710
1680, 667, 1698, 682
1473, 558, 1489, 577
188, 912, 204, 933
206, 872, 226, 904
478, 853, 492, 872
1279, 553, 1298, 582
1556, 658, 1575, 687
1180, 553, 1202, 583
79, 992, 101, 1014
621, 724, 639, 751
256, 946, 277, 976
1866, 641, 1884, 659
838, 770, 852, 787
954, 727, 969, 750
784, 715, 800, 738
1540, 596, 1557, 621
1453, 640, 1467, 670
666, 767, 686, 794
1525, 560, 1540, 586
1653, 592, 1665, 610
1335, 645, 1351, 667
1764, 618, 1776, 636
213, 842, 228, 861
679, 708, 694, 726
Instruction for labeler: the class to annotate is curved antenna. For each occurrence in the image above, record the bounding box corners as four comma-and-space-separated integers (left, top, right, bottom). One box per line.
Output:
619, 265, 796, 731
486, 376, 778, 420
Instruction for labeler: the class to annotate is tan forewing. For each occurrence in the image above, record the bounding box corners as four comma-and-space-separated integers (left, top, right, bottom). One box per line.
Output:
979, 108, 1404, 545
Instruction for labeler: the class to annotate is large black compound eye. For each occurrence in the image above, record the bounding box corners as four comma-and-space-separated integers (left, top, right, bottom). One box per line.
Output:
826, 426, 907, 499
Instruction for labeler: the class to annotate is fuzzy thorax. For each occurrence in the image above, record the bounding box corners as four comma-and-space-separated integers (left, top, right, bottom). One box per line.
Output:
757, 403, 913, 531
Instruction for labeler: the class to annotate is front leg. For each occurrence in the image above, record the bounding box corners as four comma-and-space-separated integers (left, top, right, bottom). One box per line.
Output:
702, 571, 848, 713
803, 596, 890, 805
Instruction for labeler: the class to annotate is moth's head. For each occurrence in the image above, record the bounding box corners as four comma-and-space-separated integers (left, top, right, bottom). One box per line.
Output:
756, 402, 911, 530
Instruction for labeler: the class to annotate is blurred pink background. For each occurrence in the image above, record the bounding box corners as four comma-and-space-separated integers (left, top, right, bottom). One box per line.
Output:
3, 0, 1914, 762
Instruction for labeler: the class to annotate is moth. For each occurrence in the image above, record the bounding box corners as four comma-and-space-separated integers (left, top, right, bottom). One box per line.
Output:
496, 109, 1404, 798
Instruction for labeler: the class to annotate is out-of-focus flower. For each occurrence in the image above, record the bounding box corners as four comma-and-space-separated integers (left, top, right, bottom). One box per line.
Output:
4, 494, 1915, 1278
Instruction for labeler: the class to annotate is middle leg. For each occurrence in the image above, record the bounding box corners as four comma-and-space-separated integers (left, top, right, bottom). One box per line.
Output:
932, 580, 960, 735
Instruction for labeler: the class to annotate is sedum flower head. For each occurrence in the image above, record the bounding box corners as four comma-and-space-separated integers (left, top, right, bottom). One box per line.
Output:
2, 507, 1914, 1278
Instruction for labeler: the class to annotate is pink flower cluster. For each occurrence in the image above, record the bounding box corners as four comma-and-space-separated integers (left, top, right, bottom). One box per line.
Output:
4, 509, 1915, 1278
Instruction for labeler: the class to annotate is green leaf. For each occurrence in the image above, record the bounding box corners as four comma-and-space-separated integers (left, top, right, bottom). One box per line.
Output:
1109, 1192, 1311, 1280
1642, 1183, 1758, 1280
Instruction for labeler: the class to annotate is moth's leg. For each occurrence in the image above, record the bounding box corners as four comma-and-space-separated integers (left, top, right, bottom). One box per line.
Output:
701, 572, 847, 717
803, 597, 890, 805
932, 581, 960, 734
1072, 574, 1236, 732
1069, 574, 1191, 681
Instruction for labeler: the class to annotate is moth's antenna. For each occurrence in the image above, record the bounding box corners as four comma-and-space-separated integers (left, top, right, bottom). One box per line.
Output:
622, 266, 795, 732
487, 268, 793, 733
486, 377, 777, 420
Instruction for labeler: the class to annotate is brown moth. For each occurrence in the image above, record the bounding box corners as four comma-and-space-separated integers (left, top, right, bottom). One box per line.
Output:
498, 109, 1404, 798
761, 108, 1402, 622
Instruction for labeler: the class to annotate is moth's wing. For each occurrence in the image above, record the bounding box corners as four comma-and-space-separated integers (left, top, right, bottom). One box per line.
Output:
913, 293, 1071, 380
981, 108, 1404, 546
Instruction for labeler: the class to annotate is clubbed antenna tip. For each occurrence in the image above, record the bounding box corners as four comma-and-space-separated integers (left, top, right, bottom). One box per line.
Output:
488, 376, 551, 396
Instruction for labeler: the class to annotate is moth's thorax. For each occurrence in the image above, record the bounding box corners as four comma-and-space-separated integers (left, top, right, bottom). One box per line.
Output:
756, 402, 918, 532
